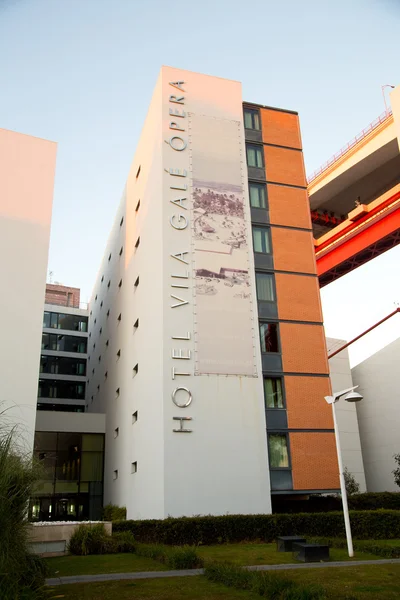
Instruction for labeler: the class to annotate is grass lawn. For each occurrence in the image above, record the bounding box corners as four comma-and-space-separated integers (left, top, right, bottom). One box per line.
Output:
50, 576, 260, 600
287, 563, 400, 599
45, 553, 168, 577
196, 542, 381, 565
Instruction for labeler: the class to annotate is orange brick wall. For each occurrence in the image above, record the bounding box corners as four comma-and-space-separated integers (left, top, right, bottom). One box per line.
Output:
284, 376, 333, 429
45, 284, 80, 308
290, 432, 340, 490
280, 322, 329, 374
264, 146, 306, 188
275, 273, 323, 323
268, 184, 311, 230
271, 228, 317, 274
260, 108, 302, 150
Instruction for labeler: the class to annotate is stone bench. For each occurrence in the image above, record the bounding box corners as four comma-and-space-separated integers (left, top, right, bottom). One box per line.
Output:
292, 542, 330, 563
276, 536, 307, 552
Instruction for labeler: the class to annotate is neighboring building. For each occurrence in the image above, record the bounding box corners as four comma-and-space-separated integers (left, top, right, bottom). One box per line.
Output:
87, 66, 338, 520
0, 128, 57, 452
327, 338, 366, 492
30, 411, 105, 521
38, 284, 89, 413
352, 338, 400, 492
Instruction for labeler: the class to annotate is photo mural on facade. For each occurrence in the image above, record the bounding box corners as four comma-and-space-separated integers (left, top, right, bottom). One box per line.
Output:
190, 114, 256, 376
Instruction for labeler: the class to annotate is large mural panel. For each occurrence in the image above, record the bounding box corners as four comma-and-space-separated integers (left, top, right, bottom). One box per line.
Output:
190, 114, 256, 376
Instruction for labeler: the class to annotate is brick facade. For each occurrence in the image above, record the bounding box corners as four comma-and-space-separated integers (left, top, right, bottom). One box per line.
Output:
45, 284, 80, 308
290, 432, 340, 490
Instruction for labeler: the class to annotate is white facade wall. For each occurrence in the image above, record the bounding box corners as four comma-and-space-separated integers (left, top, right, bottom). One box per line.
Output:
327, 338, 366, 492
88, 67, 271, 519
352, 337, 400, 492
0, 129, 56, 452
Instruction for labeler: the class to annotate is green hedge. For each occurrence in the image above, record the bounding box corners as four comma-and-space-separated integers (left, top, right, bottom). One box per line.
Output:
272, 492, 400, 513
310, 536, 400, 559
113, 510, 400, 545
135, 543, 203, 569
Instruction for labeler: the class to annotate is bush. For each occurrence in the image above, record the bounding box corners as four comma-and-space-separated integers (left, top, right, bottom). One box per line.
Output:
113, 510, 400, 545
103, 503, 127, 521
112, 531, 136, 553
205, 562, 326, 599
0, 429, 48, 600
135, 543, 203, 569
310, 536, 400, 559
68, 524, 135, 556
272, 492, 400, 513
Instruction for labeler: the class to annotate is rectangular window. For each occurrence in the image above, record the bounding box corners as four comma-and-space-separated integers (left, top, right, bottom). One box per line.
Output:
252, 226, 271, 254
260, 323, 279, 353
264, 378, 284, 408
131, 461, 137, 474
256, 273, 275, 302
268, 434, 289, 468
249, 183, 267, 209
244, 108, 260, 130
43, 312, 51, 328
132, 411, 138, 424
246, 144, 264, 168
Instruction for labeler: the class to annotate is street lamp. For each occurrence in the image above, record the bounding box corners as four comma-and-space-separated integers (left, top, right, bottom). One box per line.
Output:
324, 385, 363, 558
382, 85, 395, 115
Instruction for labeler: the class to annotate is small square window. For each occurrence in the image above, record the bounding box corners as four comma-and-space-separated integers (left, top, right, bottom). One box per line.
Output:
117, 313, 122, 322
113, 469, 118, 480
135, 237, 140, 249
106, 339, 109, 347
94, 319, 97, 325
107, 280, 111, 289
117, 349, 121, 358
107, 309, 110, 318
256, 273, 275, 302
252, 226, 271, 254
133, 364, 138, 378
95, 295, 98, 301
92, 368, 95, 375
132, 411, 138, 424
244, 108, 261, 130
116, 387, 120, 397
120, 216, 124, 227
268, 433, 289, 468
98, 355, 101, 363
133, 318, 139, 332
114, 427, 119, 438
108, 253, 112, 262
249, 183, 267, 209
118, 279, 122, 288
134, 276, 139, 289
260, 323, 279, 353
246, 144, 264, 168
99, 327, 102, 335
136, 165, 141, 179
119, 246, 123, 256
131, 461, 137, 474
101, 275, 104, 283
97, 384, 100, 391
105, 371, 108, 379
100, 301, 103, 308
135, 199, 141, 212
264, 378, 284, 408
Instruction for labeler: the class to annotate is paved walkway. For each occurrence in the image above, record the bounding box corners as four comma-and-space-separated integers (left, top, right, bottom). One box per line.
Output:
46, 558, 400, 586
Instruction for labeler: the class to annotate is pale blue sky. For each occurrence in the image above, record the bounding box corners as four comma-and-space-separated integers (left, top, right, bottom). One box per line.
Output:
1, 0, 400, 366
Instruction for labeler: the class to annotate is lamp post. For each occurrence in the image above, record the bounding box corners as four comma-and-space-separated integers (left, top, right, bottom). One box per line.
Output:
324, 385, 363, 558
382, 85, 395, 115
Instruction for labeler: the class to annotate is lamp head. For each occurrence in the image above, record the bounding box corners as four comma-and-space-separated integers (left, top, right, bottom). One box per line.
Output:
345, 391, 363, 403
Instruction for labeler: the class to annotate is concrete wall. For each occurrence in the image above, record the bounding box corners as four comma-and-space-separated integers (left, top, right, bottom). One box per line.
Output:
327, 338, 366, 492
87, 67, 271, 519
0, 129, 56, 452
352, 337, 400, 492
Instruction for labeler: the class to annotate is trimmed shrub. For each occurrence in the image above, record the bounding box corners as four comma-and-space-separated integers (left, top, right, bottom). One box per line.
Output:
272, 492, 400, 513
103, 503, 127, 521
113, 510, 400, 545
310, 536, 400, 559
68, 524, 136, 555
112, 531, 136, 553
205, 562, 326, 599
135, 543, 203, 569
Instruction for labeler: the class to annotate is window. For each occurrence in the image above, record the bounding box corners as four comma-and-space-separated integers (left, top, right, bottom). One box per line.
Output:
95, 295, 97, 302
135, 236, 140, 249
244, 108, 260, 130
41, 333, 87, 353
134, 276, 139, 289
131, 461, 137, 474
135, 199, 141, 212
264, 378, 284, 408
98, 355, 101, 363
40, 355, 86, 376
119, 246, 123, 256
101, 275, 104, 283
136, 165, 141, 179
133, 318, 139, 333
38, 379, 86, 400
260, 323, 279, 353
117, 349, 121, 358
268, 434, 289, 468
43, 312, 51, 328
107, 280, 111, 289
107, 309, 110, 318
249, 183, 267, 209
117, 313, 122, 322
105, 371, 108, 379
246, 144, 264, 168
43, 312, 88, 332
256, 273, 275, 302
118, 279, 122, 288
108, 253, 112, 261
100, 301, 103, 309
116, 388, 120, 397
120, 216, 124, 227
252, 226, 271, 254
114, 427, 119, 438
133, 364, 138, 377
113, 470, 118, 480
106, 339, 109, 347
132, 411, 138, 424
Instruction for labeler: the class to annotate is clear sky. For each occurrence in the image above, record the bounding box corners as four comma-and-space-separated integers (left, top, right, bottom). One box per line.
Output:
1, 0, 400, 367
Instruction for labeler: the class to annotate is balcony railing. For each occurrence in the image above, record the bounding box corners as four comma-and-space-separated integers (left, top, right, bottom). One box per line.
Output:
307, 109, 393, 184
